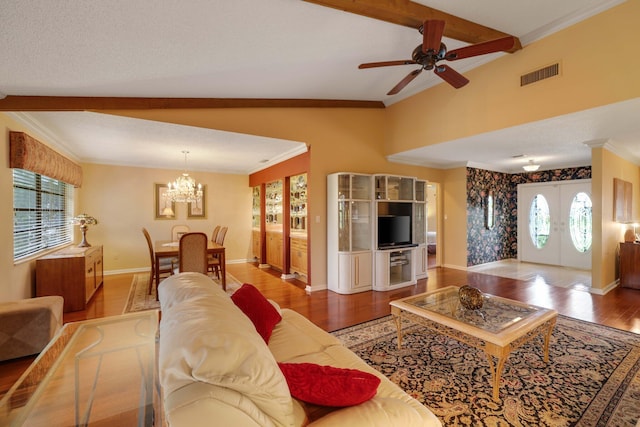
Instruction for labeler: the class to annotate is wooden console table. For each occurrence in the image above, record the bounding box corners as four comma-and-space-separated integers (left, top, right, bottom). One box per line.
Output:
620, 242, 640, 289
36, 245, 103, 312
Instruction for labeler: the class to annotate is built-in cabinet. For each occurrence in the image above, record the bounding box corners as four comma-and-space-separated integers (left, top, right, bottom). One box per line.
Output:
265, 180, 283, 271
252, 170, 309, 282
252, 186, 261, 260
36, 245, 104, 312
328, 172, 428, 294
266, 231, 283, 270
289, 173, 308, 279
327, 173, 373, 294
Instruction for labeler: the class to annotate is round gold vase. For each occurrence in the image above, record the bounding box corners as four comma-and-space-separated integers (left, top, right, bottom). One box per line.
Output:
459, 285, 484, 310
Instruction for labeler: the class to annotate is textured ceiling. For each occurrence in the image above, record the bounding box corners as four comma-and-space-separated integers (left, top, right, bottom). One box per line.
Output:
1, 0, 637, 173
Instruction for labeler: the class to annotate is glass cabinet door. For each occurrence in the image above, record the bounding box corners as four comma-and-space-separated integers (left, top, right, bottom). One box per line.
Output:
252, 186, 261, 229
413, 202, 426, 245
290, 173, 307, 233
351, 200, 371, 251
352, 175, 371, 200
265, 180, 283, 228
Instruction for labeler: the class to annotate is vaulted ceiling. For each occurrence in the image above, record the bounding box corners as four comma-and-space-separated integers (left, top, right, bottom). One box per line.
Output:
1, 0, 636, 173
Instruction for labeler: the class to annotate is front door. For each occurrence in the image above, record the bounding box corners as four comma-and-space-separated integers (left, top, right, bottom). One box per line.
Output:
518, 180, 592, 269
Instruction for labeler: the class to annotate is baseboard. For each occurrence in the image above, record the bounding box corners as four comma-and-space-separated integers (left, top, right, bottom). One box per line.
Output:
589, 280, 619, 295
105, 258, 252, 276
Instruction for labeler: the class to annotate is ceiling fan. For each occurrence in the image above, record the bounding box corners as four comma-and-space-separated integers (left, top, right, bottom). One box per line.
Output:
359, 20, 516, 95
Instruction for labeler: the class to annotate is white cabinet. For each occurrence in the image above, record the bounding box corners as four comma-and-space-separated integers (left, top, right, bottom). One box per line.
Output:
374, 249, 414, 291
328, 173, 373, 294
338, 252, 372, 294
328, 172, 428, 294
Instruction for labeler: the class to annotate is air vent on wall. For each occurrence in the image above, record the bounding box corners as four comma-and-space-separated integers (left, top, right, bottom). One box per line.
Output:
520, 63, 560, 86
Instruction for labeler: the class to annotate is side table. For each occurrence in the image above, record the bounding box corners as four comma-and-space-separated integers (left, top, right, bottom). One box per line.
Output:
0, 310, 160, 426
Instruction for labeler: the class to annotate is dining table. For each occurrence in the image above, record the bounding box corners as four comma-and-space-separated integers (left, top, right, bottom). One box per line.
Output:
154, 240, 226, 291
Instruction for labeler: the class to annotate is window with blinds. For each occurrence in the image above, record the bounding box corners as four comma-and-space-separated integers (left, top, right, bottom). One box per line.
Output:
13, 169, 74, 260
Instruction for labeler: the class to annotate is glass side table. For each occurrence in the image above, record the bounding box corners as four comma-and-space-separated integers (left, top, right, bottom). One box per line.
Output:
0, 310, 160, 426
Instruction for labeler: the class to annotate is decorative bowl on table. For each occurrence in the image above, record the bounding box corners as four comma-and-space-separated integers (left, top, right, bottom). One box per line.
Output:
459, 285, 484, 310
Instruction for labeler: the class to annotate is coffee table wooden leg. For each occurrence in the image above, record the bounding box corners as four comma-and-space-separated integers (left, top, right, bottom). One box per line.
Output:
391, 310, 403, 349
542, 318, 556, 363
485, 348, 508, 402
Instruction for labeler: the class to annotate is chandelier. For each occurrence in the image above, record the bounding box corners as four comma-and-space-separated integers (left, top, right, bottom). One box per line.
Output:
166, 150, 202, 203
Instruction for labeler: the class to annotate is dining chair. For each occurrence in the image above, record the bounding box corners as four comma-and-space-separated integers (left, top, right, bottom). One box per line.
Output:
142, 228, 174, 296
208, 226, 228, 278
178, 232, 209, 274
171, 224, 190, 242
211, 225, 221, 244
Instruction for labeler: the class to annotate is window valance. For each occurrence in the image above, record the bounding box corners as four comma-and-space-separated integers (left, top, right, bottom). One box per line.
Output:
10, 131, 83, 187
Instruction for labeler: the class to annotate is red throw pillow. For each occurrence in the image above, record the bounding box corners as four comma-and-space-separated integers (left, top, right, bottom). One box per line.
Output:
231, 283, 282, 343
278, 362, 381, 407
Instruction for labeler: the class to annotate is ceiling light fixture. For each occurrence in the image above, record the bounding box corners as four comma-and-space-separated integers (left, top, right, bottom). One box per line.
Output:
166, 150, 202, 203
523, 159, 540, 172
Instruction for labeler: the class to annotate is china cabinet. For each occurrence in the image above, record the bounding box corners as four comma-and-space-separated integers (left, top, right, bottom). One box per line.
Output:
327, 173, 373, 294
265, 180, 283, 271
289, 173, 308, 279
252, 186, 261, 260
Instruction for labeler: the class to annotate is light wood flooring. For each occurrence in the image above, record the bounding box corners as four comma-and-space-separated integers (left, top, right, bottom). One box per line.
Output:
2, 262, 640, 399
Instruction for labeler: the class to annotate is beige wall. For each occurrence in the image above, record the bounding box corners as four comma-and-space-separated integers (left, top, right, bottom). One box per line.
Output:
79, 163, 252, 273
441, 168, 468, 269
385, 1, 640, 154
0, 114, 83, 300
591, 146, 640, 292
100, 108, 446, 288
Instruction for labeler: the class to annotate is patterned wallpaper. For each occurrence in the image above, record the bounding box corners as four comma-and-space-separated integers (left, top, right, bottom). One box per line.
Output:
466, 166, 592, 266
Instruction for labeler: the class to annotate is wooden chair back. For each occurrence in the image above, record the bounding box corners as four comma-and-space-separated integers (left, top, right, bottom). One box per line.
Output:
171, 224, 190, 241
211, 225, 221, 243
179, 232, 209, 274
142, 227, 155, 280
216, 226, 228, 245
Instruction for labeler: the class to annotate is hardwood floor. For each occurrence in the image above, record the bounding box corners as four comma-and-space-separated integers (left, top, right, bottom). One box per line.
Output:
2, 262, 640, 400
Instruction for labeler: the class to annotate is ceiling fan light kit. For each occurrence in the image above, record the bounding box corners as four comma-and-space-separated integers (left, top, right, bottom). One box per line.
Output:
359, 19, 516, 95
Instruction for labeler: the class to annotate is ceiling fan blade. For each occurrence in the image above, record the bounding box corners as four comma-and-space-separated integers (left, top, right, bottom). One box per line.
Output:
387, 69, 422, 95
359, 60, 416, 69
422, 20, 445, 54
445, 36, 516, 61
434, 65, 469, 88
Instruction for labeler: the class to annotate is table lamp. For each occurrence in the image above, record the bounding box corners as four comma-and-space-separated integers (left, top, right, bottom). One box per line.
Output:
72, 214, 98, 247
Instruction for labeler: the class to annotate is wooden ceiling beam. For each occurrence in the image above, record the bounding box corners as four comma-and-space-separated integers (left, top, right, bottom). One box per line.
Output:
0, 96, 385, 111
302, 0, 522, 51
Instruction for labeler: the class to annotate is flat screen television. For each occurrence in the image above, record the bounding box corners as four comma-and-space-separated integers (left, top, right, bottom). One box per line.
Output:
377, 215, 412, 249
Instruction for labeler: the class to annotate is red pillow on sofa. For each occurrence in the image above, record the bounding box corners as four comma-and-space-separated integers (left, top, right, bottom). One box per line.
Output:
231, 283, 282, 343
278, 362, 381, 407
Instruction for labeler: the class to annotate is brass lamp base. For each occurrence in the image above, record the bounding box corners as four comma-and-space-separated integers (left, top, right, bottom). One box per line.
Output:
77, 225, 91, 247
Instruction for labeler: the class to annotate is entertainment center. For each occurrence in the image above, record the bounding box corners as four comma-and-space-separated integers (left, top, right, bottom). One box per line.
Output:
327, 173, 428, 294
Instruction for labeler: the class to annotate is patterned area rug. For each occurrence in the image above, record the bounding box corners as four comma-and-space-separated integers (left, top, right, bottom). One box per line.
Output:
122, 272, 242, 313
332, 315, 640, 426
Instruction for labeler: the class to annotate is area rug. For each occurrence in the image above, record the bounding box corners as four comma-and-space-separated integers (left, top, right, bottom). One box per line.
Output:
332, 315, 640, 426
122, 272, 242, 313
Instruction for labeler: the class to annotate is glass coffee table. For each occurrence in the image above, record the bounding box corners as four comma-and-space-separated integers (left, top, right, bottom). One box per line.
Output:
0, 310, 160, 426
390, 286, 557, 401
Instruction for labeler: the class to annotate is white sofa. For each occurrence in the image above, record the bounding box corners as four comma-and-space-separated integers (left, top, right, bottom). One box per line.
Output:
158, 272, 441, 427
